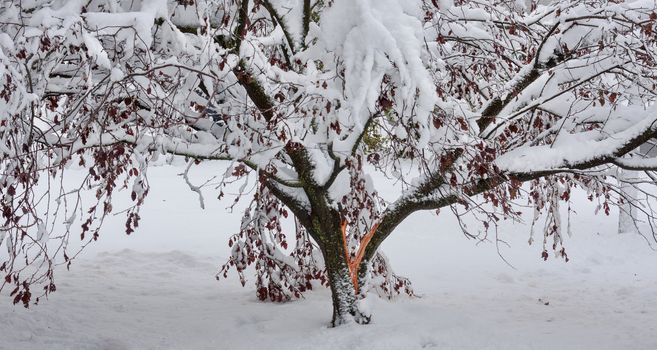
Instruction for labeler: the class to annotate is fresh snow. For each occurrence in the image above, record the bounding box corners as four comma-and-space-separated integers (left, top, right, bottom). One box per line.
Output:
2, 162, 657, 350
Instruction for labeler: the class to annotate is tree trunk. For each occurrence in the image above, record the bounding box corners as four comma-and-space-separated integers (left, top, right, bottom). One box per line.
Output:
317, 228, 371, 327
617, 168, 638, 234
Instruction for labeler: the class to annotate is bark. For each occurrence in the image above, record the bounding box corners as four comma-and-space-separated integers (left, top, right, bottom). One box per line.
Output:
314, 224, 371, 326
617, 168, 638, 234
324, 248, 369, 326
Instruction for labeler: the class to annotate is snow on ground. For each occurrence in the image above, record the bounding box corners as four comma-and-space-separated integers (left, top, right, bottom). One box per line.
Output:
2, 162, 657, 350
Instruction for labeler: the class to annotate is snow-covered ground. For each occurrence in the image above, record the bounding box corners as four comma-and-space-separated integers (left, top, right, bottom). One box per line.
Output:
2, 162, 657, 350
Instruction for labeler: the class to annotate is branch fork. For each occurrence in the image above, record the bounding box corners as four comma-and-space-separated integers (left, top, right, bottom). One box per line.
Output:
340, 220, 379, 294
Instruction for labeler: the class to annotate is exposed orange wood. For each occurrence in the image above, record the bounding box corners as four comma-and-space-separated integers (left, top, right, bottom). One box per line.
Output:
352, 222, 379, 278
340, 219, 350, 271
339, 220, 379, 295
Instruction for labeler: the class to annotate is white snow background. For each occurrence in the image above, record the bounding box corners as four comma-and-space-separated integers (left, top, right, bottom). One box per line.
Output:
2, 161, 657, 350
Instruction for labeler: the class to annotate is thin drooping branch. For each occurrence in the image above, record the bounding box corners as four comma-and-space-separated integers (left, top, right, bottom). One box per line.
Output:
61, 133, 232, 163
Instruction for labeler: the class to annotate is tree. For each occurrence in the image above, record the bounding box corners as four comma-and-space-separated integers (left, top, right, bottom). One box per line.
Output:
3, 0, 657, 326
617, 167, 639, 234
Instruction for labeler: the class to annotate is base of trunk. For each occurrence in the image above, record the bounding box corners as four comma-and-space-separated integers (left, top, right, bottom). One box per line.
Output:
327, 265, 372, 327
331, 304, 372, 327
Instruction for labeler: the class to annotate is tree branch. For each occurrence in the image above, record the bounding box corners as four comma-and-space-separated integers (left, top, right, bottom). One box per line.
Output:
261, 178, 312, 229
233, 0, 250, 51
612, 157, 657, 171
302, 0, 311, 47
322, 143, 346, 190
359, 120, 657, 271
476, 24, 563, 133
261, 0, 297, 54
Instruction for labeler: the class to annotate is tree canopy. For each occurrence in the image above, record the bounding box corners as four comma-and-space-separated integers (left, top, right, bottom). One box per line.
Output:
2, 0, 657, 325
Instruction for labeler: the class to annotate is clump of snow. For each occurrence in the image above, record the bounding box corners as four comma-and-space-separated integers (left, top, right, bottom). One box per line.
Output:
110, 67, 124, 82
